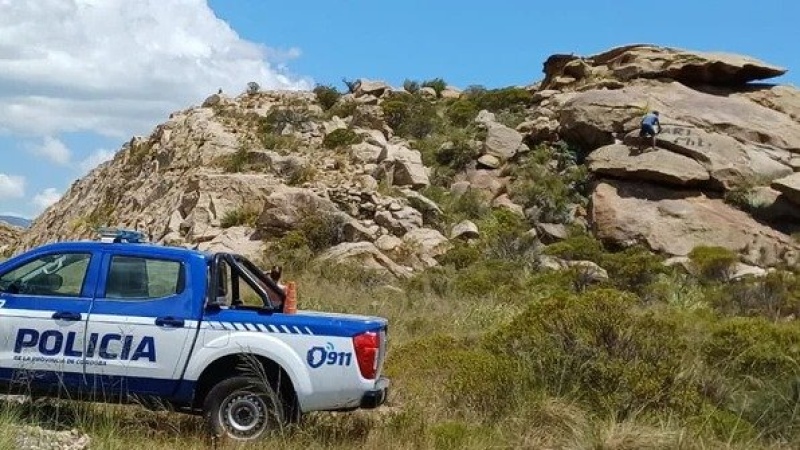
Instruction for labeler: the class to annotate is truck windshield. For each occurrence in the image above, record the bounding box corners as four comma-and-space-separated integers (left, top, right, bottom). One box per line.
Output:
207, 254, 284, 311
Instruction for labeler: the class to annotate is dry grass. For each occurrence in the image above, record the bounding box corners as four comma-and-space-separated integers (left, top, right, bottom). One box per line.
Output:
0, 262, 797, 449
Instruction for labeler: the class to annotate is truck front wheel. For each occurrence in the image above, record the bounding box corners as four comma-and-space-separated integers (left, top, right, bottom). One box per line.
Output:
203, 376, 286, 441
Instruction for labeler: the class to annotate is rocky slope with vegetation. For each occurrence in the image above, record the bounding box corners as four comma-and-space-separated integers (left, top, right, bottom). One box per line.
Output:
3, 44, 800, 449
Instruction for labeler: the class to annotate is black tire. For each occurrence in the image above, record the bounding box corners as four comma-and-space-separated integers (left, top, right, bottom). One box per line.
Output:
203, 376, 286, 441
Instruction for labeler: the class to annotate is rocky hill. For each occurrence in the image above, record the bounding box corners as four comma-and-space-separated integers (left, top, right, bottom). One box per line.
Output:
0, 222, 21, 257
14, 44, 800, 276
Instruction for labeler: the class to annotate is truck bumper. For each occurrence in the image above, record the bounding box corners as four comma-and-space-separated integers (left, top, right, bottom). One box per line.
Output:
360, 376, 389, 409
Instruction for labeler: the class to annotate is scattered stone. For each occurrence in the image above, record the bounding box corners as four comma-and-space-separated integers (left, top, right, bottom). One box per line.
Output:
477, 154, 502, 169
492, 194, 525, 217
317, 242, 411, 278
451, 220, 480, 240
537, 223, 569, 243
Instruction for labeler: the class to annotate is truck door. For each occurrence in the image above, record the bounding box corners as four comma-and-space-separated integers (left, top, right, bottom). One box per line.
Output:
83, 252, 198, 397
0, 251, 97, 391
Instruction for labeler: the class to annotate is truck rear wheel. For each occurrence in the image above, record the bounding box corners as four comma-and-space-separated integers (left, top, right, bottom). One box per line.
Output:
203, 376, 285, 441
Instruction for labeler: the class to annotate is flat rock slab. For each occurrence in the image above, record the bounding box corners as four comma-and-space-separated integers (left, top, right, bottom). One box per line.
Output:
588, 45, 787, 85
558, 80, 800, 152
590, 179, 799, 267
586, 144, 710, 186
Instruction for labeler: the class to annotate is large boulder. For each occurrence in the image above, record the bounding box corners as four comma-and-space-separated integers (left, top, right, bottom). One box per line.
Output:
586, 144, 710, 186
542, 45, 786, 90
558, 80, 800, 152
197, 226, 264, 262
483, 122, 524, 161
771, 173, 800, 205
257, 187, 340, 237
376, 144, 430, 189
316, 242, 412, 278
588, 45, 786, 85
590, 180, 800, 266
736, 84, 800, 122
624, 123, 793, 188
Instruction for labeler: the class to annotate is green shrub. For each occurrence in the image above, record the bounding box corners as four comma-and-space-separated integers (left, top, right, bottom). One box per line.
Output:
449, 189, 491, 221
434, 137, 477, 171
508, 145, 589, 223
220, 205, 260, 228
313, 84, 341, 111
708, 270, 800, 319
445, 99, 479, 126
742, 379, 800, 440
438, 242, 482, 270
600, 245, 667, 295
216, 147, 272, 173
381, 94, 441, 139
443, 349, 519, 418
543, 233, 604, 263
486, 289, 705, 417
402, 79, 420, 94
260, 133, 300, 152
703, 317, 800, 378
464, 86, 532, 112
260, 105, 313, 135
322, 128, 363, 149
688, 246, 738, 282
327, 100, 359, 119
422, 78, 447, 97
452, 259, 527, 297
285, 164, 317, 186
387, 334, 518, 418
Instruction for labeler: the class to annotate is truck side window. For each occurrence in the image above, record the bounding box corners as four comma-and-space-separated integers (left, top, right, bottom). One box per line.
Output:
105, 256, 184, 300
0, 253, 91, 297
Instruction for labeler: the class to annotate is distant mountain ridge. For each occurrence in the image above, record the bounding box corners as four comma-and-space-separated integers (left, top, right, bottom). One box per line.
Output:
0, 215, 31, 228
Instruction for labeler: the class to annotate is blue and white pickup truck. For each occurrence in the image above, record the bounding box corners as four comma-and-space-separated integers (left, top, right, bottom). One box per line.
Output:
0, 230, 389, 440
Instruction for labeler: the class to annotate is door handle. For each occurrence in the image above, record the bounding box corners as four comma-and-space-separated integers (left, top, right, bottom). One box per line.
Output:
52, 311, 82, 321
155, 316, 185, 328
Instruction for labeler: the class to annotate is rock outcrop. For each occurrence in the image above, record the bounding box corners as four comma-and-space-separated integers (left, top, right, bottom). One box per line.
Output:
542, 44, 786, 89
0, 222, 21, 256
590, 180, 799, 267
13, 43, 800, 278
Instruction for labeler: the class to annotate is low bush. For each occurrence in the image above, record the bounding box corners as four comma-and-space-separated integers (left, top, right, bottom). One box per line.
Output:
381, 93, 441, 139
486, 289, 706, 418
313, 84, 341, 111
542, 233, 604, 263
463, 86, 532, 112
220, 205, 260, 228
402, 79, 420, 94
422, 78, 447, 97
708, 270, 800, 320
445, 99, 479, 126
688, 245, 738, 282
507, 144, 589, 223
322, 128, 362, 149
703, 317, 800, 378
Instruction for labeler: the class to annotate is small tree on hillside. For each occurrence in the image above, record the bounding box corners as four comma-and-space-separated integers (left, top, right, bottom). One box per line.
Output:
246, 81, 260, 95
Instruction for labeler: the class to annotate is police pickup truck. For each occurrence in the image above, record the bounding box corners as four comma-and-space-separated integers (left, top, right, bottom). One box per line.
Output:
0, 229, 389, 440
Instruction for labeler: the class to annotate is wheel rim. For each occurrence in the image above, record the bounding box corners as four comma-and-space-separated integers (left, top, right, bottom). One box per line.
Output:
220, 391, 270, 440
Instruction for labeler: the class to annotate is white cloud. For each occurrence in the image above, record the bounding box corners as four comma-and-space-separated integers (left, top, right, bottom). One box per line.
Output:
0, 0, 312, 138
30, 136, 72, 165
79, 148, 117, 173
33, 188, 62, 211
0, 174, 25, 199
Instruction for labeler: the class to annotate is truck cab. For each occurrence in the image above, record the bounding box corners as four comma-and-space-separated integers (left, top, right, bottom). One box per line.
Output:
0, 229, 389, 441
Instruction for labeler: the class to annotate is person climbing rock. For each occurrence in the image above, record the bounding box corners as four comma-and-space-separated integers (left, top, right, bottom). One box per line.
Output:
639, 110, 662, 150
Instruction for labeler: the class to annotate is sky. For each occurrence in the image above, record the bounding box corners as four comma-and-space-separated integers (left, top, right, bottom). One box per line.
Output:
1, 0, 798, 220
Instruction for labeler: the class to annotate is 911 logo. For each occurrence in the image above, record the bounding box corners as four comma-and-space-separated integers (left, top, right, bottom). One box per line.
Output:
307, 342, 352, 368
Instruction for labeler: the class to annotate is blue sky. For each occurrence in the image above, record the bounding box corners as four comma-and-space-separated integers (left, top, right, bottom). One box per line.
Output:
1, 0, 798, 220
